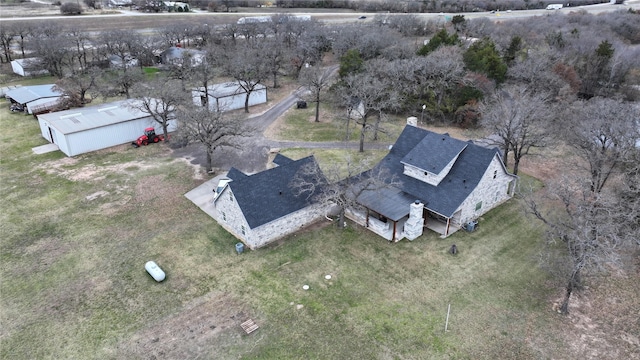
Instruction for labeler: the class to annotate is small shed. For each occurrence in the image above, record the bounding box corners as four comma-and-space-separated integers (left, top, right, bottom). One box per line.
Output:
192, 81, 267, 112
36, 99, 177, 157
108, 55, 139, 69
5, 84, 63, 114
10, 58, 49, 77
158, 46, 205, 67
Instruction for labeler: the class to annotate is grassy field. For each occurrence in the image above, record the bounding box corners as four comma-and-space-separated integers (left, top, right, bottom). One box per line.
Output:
0, 91, 555, 359
1, 79, 638, 359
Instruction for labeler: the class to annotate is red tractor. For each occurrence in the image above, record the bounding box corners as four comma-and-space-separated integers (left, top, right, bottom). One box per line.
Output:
132, 127, 165, 147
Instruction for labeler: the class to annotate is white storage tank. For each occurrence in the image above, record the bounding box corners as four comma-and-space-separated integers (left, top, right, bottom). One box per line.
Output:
145, 261, 166, 282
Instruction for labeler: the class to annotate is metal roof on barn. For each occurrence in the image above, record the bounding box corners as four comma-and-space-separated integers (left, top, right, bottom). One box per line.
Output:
37, 99, 154, 135
11, 58, 42, 69
5, 84, 61, 104
193, 81, 266, 99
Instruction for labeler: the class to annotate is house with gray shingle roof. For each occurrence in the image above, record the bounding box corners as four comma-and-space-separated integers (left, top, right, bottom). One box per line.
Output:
348, 124, 518, 240
211, 154, 331, 249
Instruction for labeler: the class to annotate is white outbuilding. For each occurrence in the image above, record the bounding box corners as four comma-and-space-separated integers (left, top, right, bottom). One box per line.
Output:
36, 99, 177, 157
192, 81, 267, 112
10, 58, 49, 77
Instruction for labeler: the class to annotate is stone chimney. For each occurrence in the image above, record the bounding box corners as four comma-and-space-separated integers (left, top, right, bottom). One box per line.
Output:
404, 200, 425, 241
407, 116, 418, 127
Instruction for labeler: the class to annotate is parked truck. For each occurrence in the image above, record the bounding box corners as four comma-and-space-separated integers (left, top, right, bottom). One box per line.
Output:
546, 4, 563, 10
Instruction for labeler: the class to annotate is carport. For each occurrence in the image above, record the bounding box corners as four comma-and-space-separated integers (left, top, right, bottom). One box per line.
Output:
5, 84, 62, 115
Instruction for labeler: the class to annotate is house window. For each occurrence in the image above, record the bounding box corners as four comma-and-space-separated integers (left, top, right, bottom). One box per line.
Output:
200, 95, 207, 106
241, 225, 245, 235
229, 193, 233, 202
493, 170, 497, 179
222, 212, 226, 222
475, 201, 483, 211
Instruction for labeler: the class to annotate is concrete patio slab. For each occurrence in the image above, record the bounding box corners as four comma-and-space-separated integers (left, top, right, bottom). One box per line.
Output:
32, 143, 59, 155
184, 174, 227, 219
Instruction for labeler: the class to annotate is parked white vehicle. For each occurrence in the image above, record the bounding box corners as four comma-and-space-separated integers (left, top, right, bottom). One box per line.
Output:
546, 4, 563, 10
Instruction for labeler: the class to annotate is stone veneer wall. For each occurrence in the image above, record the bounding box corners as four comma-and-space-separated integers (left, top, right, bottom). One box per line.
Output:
249, 203, 329, 249
402, 153, 460, 187
456, 155, 517, 226
214, 186, 332, 249
213, 186, 251, 244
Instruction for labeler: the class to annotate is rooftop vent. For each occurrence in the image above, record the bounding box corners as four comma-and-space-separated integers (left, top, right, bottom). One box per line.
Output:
60, 113, 82, 119
98, 106, 118, 112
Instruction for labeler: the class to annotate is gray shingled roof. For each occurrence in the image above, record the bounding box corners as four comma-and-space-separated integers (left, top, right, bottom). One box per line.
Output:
226, 156, 325, 229
371, 126, 502, 218
357, 187, 416, 221
272, 153, 295, 166
401, 132, 467, 174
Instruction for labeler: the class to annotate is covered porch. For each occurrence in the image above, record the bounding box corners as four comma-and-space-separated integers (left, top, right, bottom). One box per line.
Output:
352, 187, 418, 242
425, 209, 462, 238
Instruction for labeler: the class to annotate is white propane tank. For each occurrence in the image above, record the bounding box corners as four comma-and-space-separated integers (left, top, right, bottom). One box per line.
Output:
145, 261, 166, 282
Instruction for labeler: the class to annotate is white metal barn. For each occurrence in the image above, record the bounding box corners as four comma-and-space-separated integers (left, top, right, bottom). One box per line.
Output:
36, 99, 177, 157
10, 58, 49, 77
192, 81, 267, 112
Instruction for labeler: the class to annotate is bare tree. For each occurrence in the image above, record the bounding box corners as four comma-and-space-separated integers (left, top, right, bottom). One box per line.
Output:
98, 30, 145, 98
0, 23, 15, 63
53, 67, 101, 107
507, 49, 573, 100
12, 22, 35, 59
479, 85, 553, 175
527, 177, 625, 314
291, 156, 401, 229
415, 46, 467, 121
337, 59, 403, 151
289, 23, 330, 77
526, 97, 639, 314
299, 65, 335, 123
130, 76, 188, 142
185, 48, 219, 107
260, 37, 288, 88
331, 24, 399, 61
223, 44, 270, 113
176, 107, 254, 173
29, 24, 70, 78
67, 27, 93, 72
338, 72, 389, 152
157, 23, 191, 48
561, 98, 639, 193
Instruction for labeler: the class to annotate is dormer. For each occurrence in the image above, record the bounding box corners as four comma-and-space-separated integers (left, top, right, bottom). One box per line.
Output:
400, 132, 467, 186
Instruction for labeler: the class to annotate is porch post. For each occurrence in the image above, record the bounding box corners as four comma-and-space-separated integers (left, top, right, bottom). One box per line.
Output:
445, 218, 451, 237
392, 221, 397, 242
